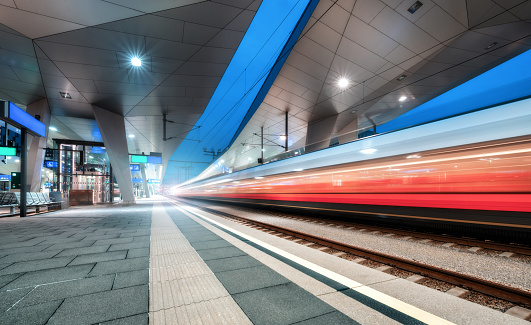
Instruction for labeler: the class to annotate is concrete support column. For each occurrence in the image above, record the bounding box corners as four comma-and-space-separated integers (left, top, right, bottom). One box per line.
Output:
92, 105, 135, 204
305, 114, 338, 153
26, 99, 51, 192
140, 164, 150, 198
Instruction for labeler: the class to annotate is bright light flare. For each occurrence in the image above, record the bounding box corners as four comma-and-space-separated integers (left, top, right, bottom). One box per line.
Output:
360, 148, 377, 154
399, 95, 407, 102
338, 78, 349, 88
131, 57, 142, 67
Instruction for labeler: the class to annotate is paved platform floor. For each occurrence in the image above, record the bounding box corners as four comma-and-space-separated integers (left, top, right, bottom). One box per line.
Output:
0, 196, 527, 325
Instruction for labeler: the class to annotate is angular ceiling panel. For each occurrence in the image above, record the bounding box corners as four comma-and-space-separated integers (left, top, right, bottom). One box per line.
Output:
157, 1, 242, 28
104, 0, 205, 14
14, 0, 143, 27
0, 6, 84, 39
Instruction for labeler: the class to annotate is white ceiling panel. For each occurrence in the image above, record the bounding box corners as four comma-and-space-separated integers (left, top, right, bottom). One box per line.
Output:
184, 87, 216, 98
10, 67, 42, 85
146, 38, 200, 61
127, 70, 169, 86
318, 2, 351, 34
174, 62, 228, 77
284, 52, 329, 82
0, 48, 39, 71
0, 6, 84, 39
0, 30, 35, 56
68, 78, 98, 93
0, 64, 19, 80
188, 46, 236, 64
293, 37, 335, 68
226, 9, 257, 32
36, 41, 120, 67
92, 81, 157, 97
433, 0, 469, 27
157, 1, 242, 28
352, 0, 386, 24
103, 0, 205, 14
278, 65, 324, 94
14, 0, 143, 26
206, 29, 246, 49
304, 21, 343, 53
336, 38, 388, 73
395, 0, 435, 23
329, 55, 374, 83
97, 15, 184, 41
416, 5, 467, 42
54, 62, 129, 83
148, 86, 186, 97
40, 28, 145, 52
162, 75, 221, 88
371, 7, 439, 54
183, 23, 220, 45
344, 15, 399, 58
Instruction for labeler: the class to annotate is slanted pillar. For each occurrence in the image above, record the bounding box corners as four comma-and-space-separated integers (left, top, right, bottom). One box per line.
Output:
26, 99, 51, 192
305, 114, 338, 153
92, 105, 135, 203
140, 164, 150, 198
338, 116, 358, 144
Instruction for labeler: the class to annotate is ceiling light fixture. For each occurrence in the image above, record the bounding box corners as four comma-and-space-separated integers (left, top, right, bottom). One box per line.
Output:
131, 57, 142, 67
408, 1, 423, 14
399, 95, 407, 102
279, 135, 286, 140
338, 78, 349, 88
49, 126, 58, 131
396, 75, 407, 81
484, 42, 498, 50
128, 134, 135, 138
59, 92, 71, 99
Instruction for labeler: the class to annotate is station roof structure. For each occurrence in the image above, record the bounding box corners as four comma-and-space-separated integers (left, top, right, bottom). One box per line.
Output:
0, 0, 530, 185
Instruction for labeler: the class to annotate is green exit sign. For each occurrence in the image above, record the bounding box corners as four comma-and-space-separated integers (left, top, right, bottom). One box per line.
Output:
130, 155, 147, 163
11, 172, 20, 189
0, 147, 16, 156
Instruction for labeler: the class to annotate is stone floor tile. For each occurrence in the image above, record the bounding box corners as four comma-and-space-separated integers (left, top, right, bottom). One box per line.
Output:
88, 257, 149, 276
47, 284, 148, 324
1, 300, 62, 325
68, 250, 127, 266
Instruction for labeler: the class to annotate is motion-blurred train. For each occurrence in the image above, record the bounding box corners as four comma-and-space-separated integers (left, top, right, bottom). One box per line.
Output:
175, 98, 531, 243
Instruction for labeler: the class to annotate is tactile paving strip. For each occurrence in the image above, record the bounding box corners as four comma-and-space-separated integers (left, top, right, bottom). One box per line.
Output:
149, 203, 251, 325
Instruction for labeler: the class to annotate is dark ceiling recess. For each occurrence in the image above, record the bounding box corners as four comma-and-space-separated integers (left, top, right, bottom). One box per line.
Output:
485, 42, 498, 50
408, 1, 423, 14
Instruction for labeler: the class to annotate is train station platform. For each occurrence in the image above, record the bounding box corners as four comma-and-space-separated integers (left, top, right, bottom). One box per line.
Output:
0, 196, 527, 324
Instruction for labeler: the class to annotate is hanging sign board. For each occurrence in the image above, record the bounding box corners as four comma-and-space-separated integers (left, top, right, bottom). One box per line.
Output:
0, 101, 46, 137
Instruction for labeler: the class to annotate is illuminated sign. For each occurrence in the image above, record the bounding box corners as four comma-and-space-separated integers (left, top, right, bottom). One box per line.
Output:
0, 147, 16, 156
0, 102, 46, 137
0, 174, 10, 181
148, 179, 160, 184
130, 164, 140, 172
11, 172, 20, 189
91, 146, 105, 153
132, 178, 143, 183
146, 156, 162, 164
45, 160, 58, 168
130, 154, 162, 164
130, 155, 147, 163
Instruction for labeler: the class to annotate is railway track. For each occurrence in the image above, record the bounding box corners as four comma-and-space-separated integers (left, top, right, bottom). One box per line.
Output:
177, 198, 531, 311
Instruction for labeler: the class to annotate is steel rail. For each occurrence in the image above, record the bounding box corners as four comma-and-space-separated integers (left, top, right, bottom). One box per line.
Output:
180, 200, 531, 308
